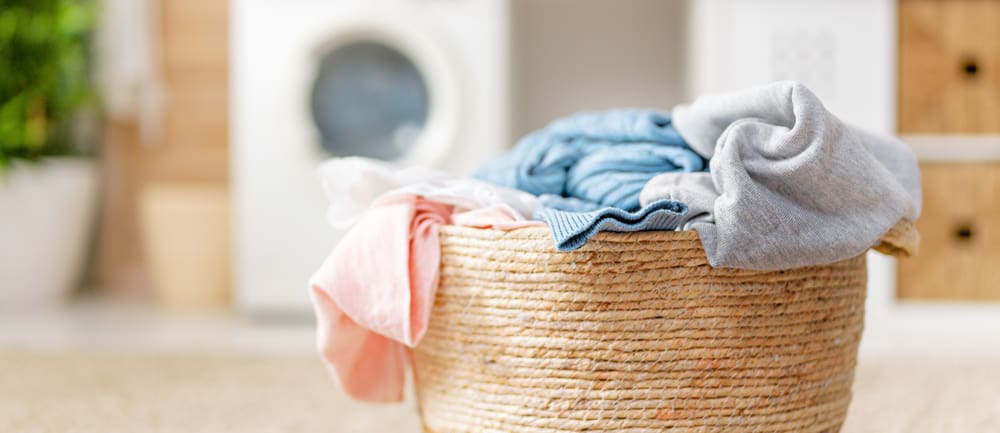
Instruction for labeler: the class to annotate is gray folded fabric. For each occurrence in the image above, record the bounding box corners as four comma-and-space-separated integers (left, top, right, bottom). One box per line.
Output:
639, 172, 718, 230
658, 81, 921, 270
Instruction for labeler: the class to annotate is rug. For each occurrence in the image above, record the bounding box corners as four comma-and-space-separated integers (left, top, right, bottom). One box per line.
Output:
1, 350, 997, 433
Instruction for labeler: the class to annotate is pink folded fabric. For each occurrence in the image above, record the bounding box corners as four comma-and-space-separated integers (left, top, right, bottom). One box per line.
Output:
310, 194, 541, 402
451, 206, 546, 230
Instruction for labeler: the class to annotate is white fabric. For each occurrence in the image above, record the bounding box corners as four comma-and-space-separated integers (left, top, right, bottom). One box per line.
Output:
317, 157, 539, 229
94, 0, 163, 144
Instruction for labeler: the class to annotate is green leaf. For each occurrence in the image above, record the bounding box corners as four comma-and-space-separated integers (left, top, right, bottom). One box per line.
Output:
0, 0, 96, 170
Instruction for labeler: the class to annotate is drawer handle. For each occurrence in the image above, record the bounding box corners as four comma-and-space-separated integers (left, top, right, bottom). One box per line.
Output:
954, 222, 974, 242
962, 58, 979, 78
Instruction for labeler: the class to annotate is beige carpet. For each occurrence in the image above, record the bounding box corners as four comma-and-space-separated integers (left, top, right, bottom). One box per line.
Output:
2, 350, 998, 433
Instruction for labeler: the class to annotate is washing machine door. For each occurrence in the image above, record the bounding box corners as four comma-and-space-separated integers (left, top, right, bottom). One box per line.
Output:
308, 23, 458, 167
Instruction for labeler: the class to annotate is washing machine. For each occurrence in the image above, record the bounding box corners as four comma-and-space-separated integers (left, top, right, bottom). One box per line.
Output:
231, 0, 511, 315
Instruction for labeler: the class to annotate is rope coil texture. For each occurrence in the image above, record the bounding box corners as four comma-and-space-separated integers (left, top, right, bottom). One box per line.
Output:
415, 220, 917, 433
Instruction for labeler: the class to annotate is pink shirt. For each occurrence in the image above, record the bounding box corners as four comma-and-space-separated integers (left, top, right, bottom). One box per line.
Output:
310, 193, 542, 402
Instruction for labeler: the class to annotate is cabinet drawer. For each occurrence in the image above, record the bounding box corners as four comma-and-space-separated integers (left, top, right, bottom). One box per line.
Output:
898, 0, 1000, 133
898, 162, 1000, 300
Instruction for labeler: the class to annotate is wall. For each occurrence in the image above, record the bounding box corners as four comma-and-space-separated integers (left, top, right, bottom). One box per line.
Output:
510, 0, 689, 138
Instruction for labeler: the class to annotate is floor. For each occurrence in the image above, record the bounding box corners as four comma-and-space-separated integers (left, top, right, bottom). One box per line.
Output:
0, 350, 420, 433
2, 300, 999, 433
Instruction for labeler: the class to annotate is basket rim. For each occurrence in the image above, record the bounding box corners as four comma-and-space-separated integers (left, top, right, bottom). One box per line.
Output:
440, 219, 918, 258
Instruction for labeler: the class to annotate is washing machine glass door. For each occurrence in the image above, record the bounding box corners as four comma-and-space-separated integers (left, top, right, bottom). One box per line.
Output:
311, 41, 429, 161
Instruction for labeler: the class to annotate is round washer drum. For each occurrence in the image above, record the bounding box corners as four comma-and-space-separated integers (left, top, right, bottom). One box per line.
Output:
308, 23, 459, 167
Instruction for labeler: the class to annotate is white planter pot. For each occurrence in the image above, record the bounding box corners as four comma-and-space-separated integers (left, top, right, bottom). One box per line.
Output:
0, 158, 99, 306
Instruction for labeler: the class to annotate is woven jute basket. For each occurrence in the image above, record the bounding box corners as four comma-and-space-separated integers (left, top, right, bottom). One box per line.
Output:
414, 220, 918, 433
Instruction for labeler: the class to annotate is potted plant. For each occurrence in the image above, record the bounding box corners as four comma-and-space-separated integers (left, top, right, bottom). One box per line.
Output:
0, 0, 99, 306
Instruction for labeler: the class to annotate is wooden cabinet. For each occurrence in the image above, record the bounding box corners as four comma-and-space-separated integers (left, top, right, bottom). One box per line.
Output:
155, 0, 229, 183
898, 0, 1000, 133
95, 0, 229, 293
898, 162, 1000, 300
897, 0, 1000, 300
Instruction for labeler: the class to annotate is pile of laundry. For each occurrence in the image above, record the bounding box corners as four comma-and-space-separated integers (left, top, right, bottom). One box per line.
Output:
309, 81, 921, 402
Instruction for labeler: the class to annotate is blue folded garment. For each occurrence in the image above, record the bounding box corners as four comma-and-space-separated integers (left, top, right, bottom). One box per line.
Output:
537, 194, 604, 213
534, 199, 689, 251
476, 110, 704, 211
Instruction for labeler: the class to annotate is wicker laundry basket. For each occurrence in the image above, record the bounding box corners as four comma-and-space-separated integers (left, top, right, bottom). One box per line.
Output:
413, 220, 918, 433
